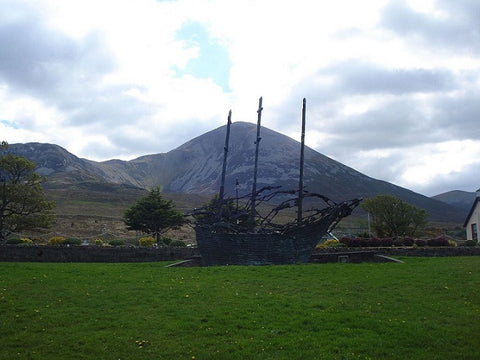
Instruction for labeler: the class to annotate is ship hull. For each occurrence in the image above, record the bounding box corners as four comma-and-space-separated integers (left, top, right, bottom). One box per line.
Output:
195, 222, 330, 266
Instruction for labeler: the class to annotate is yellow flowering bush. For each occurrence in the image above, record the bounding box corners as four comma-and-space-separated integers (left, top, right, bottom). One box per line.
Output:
48, 236, 65, 245
93, 239, 103, 246
139, 236, 156, 247
20, 238, 33, 244
316, 239, 343, 248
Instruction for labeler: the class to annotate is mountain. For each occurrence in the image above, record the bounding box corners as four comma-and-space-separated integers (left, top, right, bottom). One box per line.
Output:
8, 122, 466, 223
432, 190, 476, 213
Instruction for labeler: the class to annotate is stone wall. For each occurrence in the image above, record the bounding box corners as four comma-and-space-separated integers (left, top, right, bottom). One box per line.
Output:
313, 246, 480, 258
1, 245, 479, 263
375, 247, 480, 257
0, 245, 199, 263
309, 250, 385, 264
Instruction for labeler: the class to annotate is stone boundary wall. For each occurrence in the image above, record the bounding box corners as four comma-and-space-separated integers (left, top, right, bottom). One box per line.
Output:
0, 245, 199, 263
377, 247, 480, 257
313, 247, 480, 258
310, 250, 383, 264
1, 245, 479, 263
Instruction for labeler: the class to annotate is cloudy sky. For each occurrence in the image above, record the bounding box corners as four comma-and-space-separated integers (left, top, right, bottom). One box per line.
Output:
1, 0, 479, 197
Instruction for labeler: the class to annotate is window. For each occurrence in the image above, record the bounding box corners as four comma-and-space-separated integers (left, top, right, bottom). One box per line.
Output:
472, 223, 478, 241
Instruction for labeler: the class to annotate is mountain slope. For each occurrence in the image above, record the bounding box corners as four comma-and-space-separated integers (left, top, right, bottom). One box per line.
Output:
432, 190, 476, 212
8, 143, 105, 184
8, 122, 466, 222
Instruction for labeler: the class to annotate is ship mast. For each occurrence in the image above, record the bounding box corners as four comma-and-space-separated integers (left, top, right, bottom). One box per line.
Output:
297, 98, 306, 224
250, 96, 263, 230
218, 110, 232, 219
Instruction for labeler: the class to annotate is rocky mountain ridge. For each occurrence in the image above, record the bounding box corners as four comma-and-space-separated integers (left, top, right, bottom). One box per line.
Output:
8, 122, 467, 223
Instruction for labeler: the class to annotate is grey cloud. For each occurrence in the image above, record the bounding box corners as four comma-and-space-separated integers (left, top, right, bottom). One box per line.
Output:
0, 4, 114, 98
328, 101, 429, 148
0, 1, 156, 146
345, 152, 407, 183
0, 1, 207, 161
278, 59, 461, 154
432, 93, 480, 140
323, 61, 456, 95
281, 60, 457, 119
64, 85, 155, 126
357, 156, 480, 197
416, 162, 480, 196
380, 0, 480, 52
314, 91, 478, 155
84, 115, 219, 161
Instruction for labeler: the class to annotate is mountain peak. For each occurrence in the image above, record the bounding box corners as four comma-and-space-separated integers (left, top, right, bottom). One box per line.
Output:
9, 125, 467, 222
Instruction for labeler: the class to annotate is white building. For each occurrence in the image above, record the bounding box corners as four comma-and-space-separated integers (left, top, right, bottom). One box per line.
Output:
464, 188, 480, 242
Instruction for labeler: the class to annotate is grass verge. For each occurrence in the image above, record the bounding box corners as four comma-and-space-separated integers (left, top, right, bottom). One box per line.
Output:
0, 257, 479, 359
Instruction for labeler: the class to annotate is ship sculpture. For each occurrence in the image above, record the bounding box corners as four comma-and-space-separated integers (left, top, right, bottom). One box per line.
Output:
192, 98, 361, 266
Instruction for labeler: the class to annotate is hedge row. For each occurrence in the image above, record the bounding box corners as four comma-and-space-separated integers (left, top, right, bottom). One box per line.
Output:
339, 236, 455, 248
5, 236, 187, 247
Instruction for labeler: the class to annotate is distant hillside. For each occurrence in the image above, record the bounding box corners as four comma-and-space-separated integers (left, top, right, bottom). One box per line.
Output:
8, 122, 466, 223
432, 190, 476, 214
41, 181, 207, 241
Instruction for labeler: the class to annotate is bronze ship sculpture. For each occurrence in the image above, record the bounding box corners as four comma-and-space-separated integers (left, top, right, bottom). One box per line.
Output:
192, 98, 361, 266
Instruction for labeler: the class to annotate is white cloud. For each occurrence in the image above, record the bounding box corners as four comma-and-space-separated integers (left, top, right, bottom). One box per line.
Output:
398, 140, 480, 195
0, 0, 479, 196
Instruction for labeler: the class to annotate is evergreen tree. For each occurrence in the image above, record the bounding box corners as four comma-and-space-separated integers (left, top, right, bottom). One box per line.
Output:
123, 187, 184, 241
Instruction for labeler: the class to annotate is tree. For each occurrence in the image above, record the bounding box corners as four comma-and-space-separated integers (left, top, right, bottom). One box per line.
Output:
0, 142, 55, 241
361, 195, 428, 237
123, 187, 184, 241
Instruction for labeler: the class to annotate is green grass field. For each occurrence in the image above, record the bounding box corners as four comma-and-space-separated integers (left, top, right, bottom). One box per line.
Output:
1, 257, 479, 360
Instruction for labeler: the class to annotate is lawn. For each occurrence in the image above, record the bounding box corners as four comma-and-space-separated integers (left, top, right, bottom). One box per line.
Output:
0, 257, 479, 359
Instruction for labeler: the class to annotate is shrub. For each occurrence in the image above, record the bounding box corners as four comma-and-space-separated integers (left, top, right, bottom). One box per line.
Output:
359, 237, 370, 247
381, 237, 394, 247
339, 236, 351, 247
403, 237, 415, 246
93, 239, 104, 246
139, 236, 156, 247
339, 236, 419, 248
317, 239, 345, 248
415, 239, 427, 247
339, 236, 361, 247
368, 237, 382, 247
20, 238, 33, 244
6, 237, 22, 244
64, 237, 82, 245
109, 239, 125, 247
161, 237, 173, 246
49, 236, 65, 245
465, 240, 477, 247
170, 240, 186, 247
448, 240, 457, 247
427, 236, 449, 247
